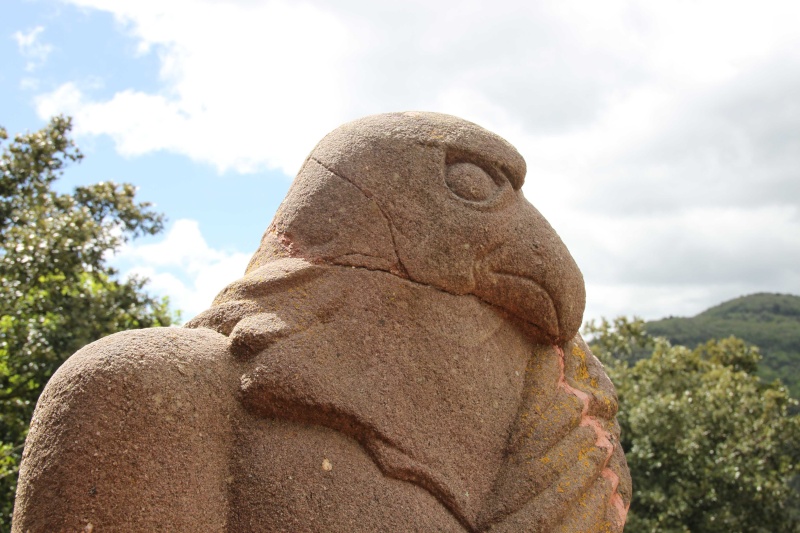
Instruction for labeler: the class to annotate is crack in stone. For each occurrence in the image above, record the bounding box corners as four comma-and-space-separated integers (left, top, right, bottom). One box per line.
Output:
309, 156, 410, 278
323, 262, 552, 342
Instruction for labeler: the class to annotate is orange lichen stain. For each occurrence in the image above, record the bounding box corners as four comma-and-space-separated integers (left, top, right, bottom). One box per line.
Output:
602, 468, 629, 526
554, 344, 628, 529
540, 456, 551, 464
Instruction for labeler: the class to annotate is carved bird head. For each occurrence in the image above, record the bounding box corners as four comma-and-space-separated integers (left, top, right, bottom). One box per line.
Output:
246, 112, 585, 344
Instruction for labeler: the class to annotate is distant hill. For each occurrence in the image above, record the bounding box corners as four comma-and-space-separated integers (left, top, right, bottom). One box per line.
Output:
646, 293, 800, 397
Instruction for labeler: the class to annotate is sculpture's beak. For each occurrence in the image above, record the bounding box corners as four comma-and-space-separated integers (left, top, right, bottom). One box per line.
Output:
472, 201, 585, 345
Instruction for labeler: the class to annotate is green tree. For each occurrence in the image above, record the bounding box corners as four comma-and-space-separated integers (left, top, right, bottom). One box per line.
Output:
0, 117, 175, 527
585, 318, 800, 532
646, 293, 800, 399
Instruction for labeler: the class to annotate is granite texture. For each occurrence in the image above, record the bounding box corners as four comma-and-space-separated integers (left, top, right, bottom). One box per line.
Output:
13, 112, 630, 532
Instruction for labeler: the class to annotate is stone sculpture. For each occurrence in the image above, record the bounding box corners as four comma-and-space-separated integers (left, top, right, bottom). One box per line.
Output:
13, 112, 631, 532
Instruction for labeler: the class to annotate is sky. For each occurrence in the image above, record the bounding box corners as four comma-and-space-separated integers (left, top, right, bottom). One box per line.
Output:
3, 0, 799, 324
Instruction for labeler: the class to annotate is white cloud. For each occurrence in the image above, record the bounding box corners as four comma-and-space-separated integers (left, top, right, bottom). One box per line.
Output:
13, 26, 53, 71
19, 78, 39, 91
116, 219, 251, 320
573, 205, 800, 320
35, 82, 83, 117
38, 0, 353, 174
33, 0, 800, 320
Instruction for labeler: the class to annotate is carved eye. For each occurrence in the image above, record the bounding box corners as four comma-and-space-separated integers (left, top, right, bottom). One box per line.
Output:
445, 162, 501, 202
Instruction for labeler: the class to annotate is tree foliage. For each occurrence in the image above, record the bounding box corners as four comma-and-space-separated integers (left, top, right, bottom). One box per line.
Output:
0, 117, 175, 527
647, 293, 800, 398
585, 318, 800, 532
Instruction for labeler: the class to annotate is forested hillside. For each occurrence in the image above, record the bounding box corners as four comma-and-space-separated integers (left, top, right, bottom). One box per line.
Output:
646, 293, 800, 396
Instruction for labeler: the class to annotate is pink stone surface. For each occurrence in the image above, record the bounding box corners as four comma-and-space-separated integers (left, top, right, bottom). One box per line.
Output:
13, 112, 631, 532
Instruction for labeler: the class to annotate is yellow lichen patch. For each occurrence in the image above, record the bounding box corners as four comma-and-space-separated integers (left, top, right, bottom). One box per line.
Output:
598, 521, 616, 533
578, 493, 589, 508
577, 447, 590, 464
572, 344, 591, 383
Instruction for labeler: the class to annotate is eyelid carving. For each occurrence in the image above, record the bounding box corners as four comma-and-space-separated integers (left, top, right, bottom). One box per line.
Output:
444, 152, 511, 204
